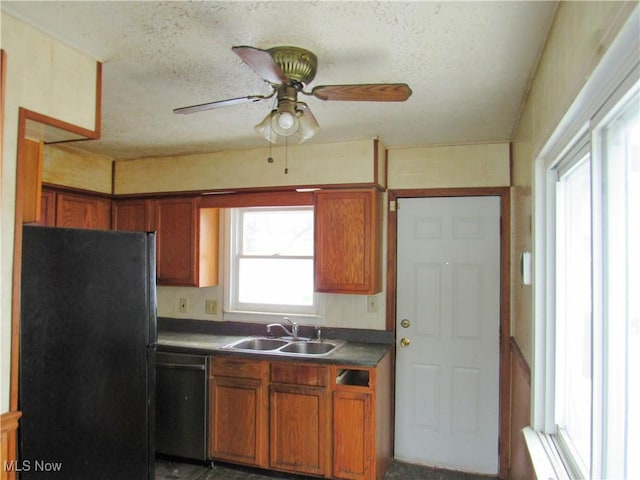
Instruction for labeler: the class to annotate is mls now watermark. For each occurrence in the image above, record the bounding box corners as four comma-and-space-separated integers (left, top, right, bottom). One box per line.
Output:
4, 459, 63, 473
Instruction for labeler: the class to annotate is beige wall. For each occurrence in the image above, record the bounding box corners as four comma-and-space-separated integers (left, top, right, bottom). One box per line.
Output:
114, 138, 381, 195
510, 1, 636, 366
44, 145, 113, 194
0, 13, 99, 412
387, 142, 510, 189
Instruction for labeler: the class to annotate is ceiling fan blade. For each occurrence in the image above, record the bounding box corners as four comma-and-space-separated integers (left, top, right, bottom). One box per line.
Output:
173, 95, 266, 115
232, 46, 288, 85
310, 83, 412, 102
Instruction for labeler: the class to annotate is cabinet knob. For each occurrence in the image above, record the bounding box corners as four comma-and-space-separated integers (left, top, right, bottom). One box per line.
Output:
400, 337, 411, 347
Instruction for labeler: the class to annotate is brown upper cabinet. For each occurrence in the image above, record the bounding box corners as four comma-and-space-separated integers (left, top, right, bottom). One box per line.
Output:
55, 191, 111, 229
36, 187, 111, 230
314, 188, 383, 294
112, 198, 154, 232
113, 196, 219, 287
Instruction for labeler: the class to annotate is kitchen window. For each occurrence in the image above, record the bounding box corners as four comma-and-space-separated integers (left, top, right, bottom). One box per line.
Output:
530, 63, 639, 478
225, 206, 320, 320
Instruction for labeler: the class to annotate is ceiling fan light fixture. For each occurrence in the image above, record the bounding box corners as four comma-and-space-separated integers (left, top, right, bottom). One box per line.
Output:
296, 102, 320, 143
275, 110, 297, 130
271, 100, 300, 136
255, 111, 277, 143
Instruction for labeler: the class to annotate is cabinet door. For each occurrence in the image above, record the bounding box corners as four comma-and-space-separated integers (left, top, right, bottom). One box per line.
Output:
113, 198, 154, 231
269, 383, 327, 476
55, 192, 111, 229
209, 376, 268, 467
333, 390, 373, 479
314, 189, 382, 294
155, 197, 199, 286
37, 188, 56, 226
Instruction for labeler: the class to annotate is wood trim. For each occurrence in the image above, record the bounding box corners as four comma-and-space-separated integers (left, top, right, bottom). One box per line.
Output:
9, 110, 28, 411
386, 186, 511, 479
509, 337, 534, 480
94, 62, 102, 138
200, 190, 314, 208
21, 139, 43, 223
115, 183, 385, 200
22, 108, 99, 141
510, 336, 531, 386
0, 411, 21, 480
371, 139, 387, 191
42, 183, 113, 200
373, 138, 380, 187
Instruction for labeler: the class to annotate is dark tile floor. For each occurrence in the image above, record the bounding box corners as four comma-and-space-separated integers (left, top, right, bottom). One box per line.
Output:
156, 457, 496, 480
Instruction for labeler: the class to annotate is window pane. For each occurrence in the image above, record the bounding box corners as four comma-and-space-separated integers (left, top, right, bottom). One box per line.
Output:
555, 156, 592, 473
602, 91, 640, 479
241, 208, 313, 256
238, 258, 314, 306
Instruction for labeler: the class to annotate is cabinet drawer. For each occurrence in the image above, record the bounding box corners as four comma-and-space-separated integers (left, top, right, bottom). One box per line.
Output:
271, 362, 327, 386
211, 356, 266, 379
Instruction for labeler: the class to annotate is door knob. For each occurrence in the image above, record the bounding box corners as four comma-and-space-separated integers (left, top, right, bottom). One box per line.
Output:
400, 337, 411, 347
400, 318, 410, 328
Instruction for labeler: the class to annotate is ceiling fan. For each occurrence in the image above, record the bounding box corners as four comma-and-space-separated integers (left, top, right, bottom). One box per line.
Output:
173, 45, 412, 143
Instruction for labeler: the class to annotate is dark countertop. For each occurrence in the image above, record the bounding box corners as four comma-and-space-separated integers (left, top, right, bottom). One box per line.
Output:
158, 331, 392, 368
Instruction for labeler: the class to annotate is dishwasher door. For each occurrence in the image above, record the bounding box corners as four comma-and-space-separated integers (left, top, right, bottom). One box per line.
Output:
155, 352, 208, 461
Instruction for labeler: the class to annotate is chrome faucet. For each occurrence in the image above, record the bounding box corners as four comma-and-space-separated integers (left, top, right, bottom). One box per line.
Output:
266, 317, 299, 340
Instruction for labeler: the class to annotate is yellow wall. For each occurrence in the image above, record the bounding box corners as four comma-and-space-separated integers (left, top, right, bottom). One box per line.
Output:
114, 139, 381, 195
510, 1, 636, 366
387, 142, 510, 188
0, 13, 99, 412
44, 145, 113, 194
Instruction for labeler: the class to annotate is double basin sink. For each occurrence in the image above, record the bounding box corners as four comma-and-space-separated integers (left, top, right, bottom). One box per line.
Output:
221, 336, 345, 357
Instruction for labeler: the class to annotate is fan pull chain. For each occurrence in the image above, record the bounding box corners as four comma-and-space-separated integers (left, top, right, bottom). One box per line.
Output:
267, 132, 274, 163
284, 136, 289, 174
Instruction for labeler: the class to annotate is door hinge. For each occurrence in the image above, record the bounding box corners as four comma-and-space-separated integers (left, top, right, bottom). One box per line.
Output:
389, 200, 397, 212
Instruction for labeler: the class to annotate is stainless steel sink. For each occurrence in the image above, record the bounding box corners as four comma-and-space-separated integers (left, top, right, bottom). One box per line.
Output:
221, 336, 345, 357
279, 341, 337, 355
230, 338, 289, 350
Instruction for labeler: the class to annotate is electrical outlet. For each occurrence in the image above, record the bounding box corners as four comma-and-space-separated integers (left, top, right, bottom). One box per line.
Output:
178, 297, 189, 313
205, 299, 217, 315
367, 295, 378, 313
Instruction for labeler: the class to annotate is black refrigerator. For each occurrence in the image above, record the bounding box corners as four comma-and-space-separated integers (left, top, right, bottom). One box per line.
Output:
19, 226, 157, 480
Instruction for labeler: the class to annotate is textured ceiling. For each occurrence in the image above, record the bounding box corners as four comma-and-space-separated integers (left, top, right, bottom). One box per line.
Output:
1, 1, 557, 161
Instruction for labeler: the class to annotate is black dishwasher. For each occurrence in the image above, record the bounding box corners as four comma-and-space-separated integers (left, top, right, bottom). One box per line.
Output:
155, 352, 208, 461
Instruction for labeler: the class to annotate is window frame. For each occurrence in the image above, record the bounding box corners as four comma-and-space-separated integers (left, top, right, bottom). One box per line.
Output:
222, 205, 325, 324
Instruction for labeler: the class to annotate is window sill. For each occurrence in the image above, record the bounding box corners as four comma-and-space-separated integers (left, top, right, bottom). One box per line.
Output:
522, 427, 571, 480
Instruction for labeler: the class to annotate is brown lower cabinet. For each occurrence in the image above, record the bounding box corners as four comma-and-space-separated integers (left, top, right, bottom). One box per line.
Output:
209, 353, 392, 480
209, 357, 269, 467
270, 363, 329, 476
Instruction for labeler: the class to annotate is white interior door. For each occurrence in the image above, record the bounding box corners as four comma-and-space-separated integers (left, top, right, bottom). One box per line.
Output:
394, 196, 501, 475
